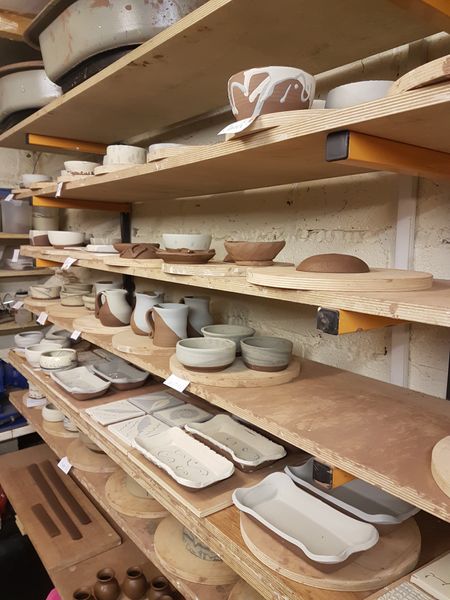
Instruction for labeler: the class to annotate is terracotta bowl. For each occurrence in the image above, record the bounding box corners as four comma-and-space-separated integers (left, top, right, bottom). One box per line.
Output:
224, 240, 285, 266
296, 253, 370, 273
156, 248, 215, 264
241, 336, 293, 372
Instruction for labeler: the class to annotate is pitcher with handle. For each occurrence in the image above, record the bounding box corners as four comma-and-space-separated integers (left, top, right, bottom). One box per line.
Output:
146, 302, 188, 347
95, 289, 132, 327
131, 291, 164, 335
182, 295, 213, 336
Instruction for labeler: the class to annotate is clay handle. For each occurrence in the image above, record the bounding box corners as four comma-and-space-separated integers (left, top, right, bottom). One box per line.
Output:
145, 307, 155, 339
95, 291, 105, 318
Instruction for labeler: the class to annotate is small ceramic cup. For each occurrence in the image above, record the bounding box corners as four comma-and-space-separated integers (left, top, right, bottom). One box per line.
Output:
176, 337, 236, 372
39, 349, 77, 371
201, 324, 255, 354
241, 336, 293, 372
42, 403, 64, 423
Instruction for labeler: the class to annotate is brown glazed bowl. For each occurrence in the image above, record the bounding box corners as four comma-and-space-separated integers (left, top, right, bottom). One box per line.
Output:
224, 240, 285, 266
296, 253, 370, 273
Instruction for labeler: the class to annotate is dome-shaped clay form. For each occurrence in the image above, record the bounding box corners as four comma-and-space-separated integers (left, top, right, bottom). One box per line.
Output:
296, 253, 370, 273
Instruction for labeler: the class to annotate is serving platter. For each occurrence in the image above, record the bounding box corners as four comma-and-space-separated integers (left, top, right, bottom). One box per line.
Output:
85, 399, 145, 426
107, 414, 169, 446
51, 366, 111, 400
153, 403, 212, 427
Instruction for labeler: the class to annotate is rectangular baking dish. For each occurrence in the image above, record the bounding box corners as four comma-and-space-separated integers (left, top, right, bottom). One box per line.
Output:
50, 366, 110, 400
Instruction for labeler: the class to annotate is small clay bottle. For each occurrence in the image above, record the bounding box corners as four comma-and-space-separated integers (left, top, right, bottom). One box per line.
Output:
73, 588, 94, 600
122, 566, 148, 600
148, 576, 170, 599
93, 568, 121, 600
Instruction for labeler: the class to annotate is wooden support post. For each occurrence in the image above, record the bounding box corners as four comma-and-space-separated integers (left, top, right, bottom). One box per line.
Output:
0, 10, 31, 41
326, 130, 450, 181
32, 196, 131, 214
119, 211, 135, 300
312, 459, 356, 490
26, 134, 107, 155
317, 308, 404, 335
36, 259, 60, 268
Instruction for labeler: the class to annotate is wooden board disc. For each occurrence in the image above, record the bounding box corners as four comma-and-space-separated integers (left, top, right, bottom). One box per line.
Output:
42, 420, 79, 439
154, 516, 238, 585
48, 304, 89, 320
104, 470, 168, 519
94, 164, 133, 175
67, 439, 117, 473
431, 436, 450, 498
170, 355, 300, 388
25, 297, 61, 309
28, 181, 54, 190
162, 261, 248, 277
247, 267, 433, 292
112, 330, 174, 356
103, 256, 162, 268
73, 314, 130, 335
240, 514, 420, 592
228, 579, 264, 600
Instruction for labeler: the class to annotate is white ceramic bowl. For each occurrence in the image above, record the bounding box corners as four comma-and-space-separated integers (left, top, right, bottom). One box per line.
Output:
42, 403, 64, 423
325, 80, 394, 109
60, 291, 84, 306
29, 285, 61, 299
162, 233, 212, 251
241, 336, 293, 372
63, 283, 92, 293
21, 173, 52, 187
105, 144, 146, 165
25, 342, 63, 368
201, 324, 255, 353
14, 331, 44, 348
64, 160, 100, 175
39, 348, 77, 371
176, 337, 236, 371
48, 230, 85, 247
30, 230, 50, 246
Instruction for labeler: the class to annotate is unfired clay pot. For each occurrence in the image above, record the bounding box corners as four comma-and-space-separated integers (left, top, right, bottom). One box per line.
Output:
131, 291, 164, 336
146, 303, 188, 348
93, 568, 120, 600
224, 240, 285, 266
156, 248, 215, 264
72, 588, 94, 600
122, 566, 148, 600
148, 576, 170, 600
96, 289, 132, 326
228, 66, 315, 120
296, 253, 370, 273
182, 296, 213, 337
113, 243, 160, 259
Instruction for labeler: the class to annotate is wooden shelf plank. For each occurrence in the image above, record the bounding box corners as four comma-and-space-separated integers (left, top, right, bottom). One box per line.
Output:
0, 268, 53, 278
0, 320, 41, 335
20, 247, 450, 328
0, 0, 447, 153
0, 233, 30, 240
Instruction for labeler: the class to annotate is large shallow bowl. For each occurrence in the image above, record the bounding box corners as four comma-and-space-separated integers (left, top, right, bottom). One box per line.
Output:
176, 337, 236, 372
48, 230, 85, 247
162, 233, 211, 251
224, 240, 285, 266
325, 80, 394, 109
241, 336, 293, 372
21, 174, 52, 187
29, 285, 61, 299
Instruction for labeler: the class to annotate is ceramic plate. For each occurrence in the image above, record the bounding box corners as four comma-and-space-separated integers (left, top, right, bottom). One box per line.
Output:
133, 427, 234, 488
91, 359, 148, 387
285, 459, 419, 525
233, 472, 379, 564
153, 403, 212, 427
128, 390, 185, 413
185, 414, 286, 469
108, 414, 169, 446
85, 399, 145, 426
50, 366, 111, 399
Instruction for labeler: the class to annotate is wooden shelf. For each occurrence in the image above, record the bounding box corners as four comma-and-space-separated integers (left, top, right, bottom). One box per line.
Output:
0, 233, 30, 241
20, 246, 450, 328
0, 0, 447, 153
0, 320, 41, 335
0, 268, 52, 278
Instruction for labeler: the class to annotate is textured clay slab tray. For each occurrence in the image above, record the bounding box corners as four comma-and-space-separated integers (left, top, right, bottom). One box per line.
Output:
153, 403, 212, 427
108, 414, 169, 447
85, 399, 145, 426
127, 390, 185, 413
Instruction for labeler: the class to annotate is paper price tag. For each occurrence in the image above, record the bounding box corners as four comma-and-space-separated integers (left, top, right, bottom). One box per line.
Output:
164, 373, 190, 393
12, 301, 24, 310
218, 117, 256, 135
37, 312, 48, 325
3, 193, 14, 202
55, 181, 64, 198
25, 396, 46, 408
12, 249, 20, 263
57, 456, 72, 474
62, 257, 77, 270
70, 330, 81, 340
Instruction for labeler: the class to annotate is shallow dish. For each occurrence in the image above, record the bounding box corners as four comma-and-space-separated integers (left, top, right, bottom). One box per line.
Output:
91, 359, 148, 390
64, 160, 100, 175
241, 336, 293, 372
156, 248, 215, 264
85, 399, 145, 426
128, 391, 184, 413
14, 331, 44, 349
47, 230, 85, 247
162, 233, 212, 251
224, 240, 285, 266
233, 472, 379, 564
39, 349, 77, 371
133, 427, 235, 489
285, 460, 419, 525
186, 414, 286, 471
29, 285, 61, 299
325, 80, 394, 109
176, 337, 236, 372
25, 342, 63, 368
50, 366, 111, 400
201, 324, 255, 354
108, 414, 169, 447
42, 403, 64, 423
45, 327, 71, 347
153, 403, 212, 427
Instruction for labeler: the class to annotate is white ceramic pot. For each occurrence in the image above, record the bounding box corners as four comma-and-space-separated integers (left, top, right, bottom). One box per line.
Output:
147, 302, 189, 347
201, 324, 255, 353
25, 342, 63, 368
29, 285, 61, 299
325, 80, 394, 109
106, 144, 146, 165
131, 291, 164, 336
21, 174, 52, 187
14, 331, 44, 349
162, 233, 212, 251
64, 160, 100, 175
40, 348, 77, 370
48, 230, 85, 247
176, 337, 236, 371
42, 403, 64, 423
94, 281, 120, 295
182, 296, 213, 336
96, 289, 132, 326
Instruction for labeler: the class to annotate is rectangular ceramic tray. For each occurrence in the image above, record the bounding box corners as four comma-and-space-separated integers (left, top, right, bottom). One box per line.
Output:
233, 472, 379, 564
133, 427, 235, 489
91, 359, 148, 390
285, 460, 419, 525
185, 414, 286, 471
85, 399, 145, 426
108, 414, 169, 447
153, 403, 212, 427
50, 366, 111, 400
128, 390, 184, 413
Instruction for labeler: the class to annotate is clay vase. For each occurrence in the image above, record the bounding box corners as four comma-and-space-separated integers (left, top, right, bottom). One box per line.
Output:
95, 289, 132, 326
122, 566, 148, 600
93, 568, 120, 600
148, 576, 170, 599
146, 303, 188, 348
131, 291, 164, 336
73, 588, 94, 600
182, 295, 213, 337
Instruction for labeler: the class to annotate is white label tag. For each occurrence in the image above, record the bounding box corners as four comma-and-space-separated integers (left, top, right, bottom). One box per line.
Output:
25, 396, 46, 408
4, 193, 14, 202
164, 373, 190, 393
12, 249, 20, 263
57, 456, 72, 474
70, 330, 81, 340
55, 182, 64, 198
37, 312, 48, 325
62, 257, 77, 270
218, 117, 256, 135
12, 301, 24, 310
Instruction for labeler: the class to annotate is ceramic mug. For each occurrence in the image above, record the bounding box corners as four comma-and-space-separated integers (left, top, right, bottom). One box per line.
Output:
182, 296, 213, 337
146, 302, 188, 347
94, 280, 120, 295
96, 289, 132, 327
131, 291, 164, 336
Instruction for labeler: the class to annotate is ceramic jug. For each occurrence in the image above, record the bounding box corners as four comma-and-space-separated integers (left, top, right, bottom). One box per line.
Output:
182, 295, 213, 336
146, 303, 188, 347
95, 289, 132, 326
131, 291, 164, 336
93, 568, 120, 600
122, 566, 148, 600
94, 280, 120, 295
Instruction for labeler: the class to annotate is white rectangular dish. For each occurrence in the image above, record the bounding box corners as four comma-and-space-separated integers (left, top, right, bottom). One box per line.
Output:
285, 460, 419, 525
128, 390, 184, 413
153, 403, 212, 427
133, 427, 235, 489
85, 399, 145, 426
185, 414, 286, 471
233, 472, 379, 564
108, 414, 169, 447
91, 359, 148, 391
50, 366, 111, 400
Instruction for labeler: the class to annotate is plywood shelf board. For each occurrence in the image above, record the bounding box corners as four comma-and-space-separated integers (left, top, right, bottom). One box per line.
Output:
0, 268, 53, 277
